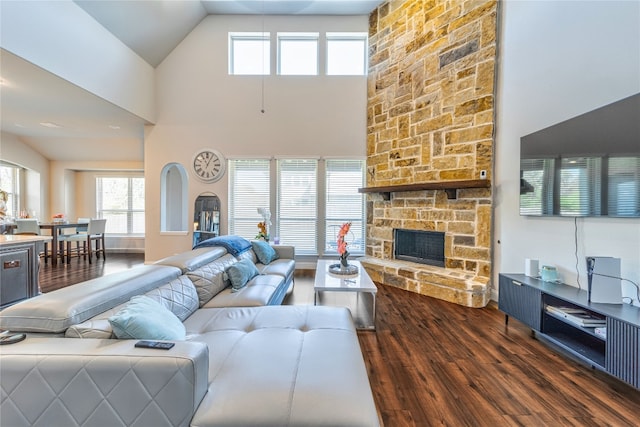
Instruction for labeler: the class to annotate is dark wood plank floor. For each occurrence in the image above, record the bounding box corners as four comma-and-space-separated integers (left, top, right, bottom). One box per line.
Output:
39, 255, 640, 426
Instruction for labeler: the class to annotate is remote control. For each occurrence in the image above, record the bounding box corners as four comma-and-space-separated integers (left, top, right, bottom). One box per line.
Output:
134, 340, 175, 350
0, 333, 26, 345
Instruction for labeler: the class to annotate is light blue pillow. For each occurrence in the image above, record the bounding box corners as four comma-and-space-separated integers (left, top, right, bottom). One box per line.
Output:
226, 258, 260, 291
108, 295, 186, 340
251, 240, 279, 265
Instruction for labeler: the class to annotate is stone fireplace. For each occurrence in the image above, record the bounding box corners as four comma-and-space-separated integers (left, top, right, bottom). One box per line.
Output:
359, 0, 498, 307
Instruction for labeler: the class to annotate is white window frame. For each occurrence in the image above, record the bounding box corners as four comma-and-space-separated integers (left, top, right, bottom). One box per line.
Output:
228, 158, 366, 257
228, 159, 272, 237
277, 32, 319, 76
277, 159, 318, 255
323, 159, 366, 256
229, 32, 271, 75
0, 162, 21, 218
326, 32, 368, 76
96, 175, 145, 235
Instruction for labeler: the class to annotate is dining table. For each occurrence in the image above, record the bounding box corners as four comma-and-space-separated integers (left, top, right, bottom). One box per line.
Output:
37, 222, 85, 266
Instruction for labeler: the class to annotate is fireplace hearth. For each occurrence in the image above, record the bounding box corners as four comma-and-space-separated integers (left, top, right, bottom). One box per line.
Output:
394, 229, 445, 267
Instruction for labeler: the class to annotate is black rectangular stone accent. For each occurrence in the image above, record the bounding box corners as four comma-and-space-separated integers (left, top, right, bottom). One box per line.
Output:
394, 229, 445, 267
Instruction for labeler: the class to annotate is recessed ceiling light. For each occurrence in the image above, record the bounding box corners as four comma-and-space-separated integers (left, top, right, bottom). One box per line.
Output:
39, 122, 62, 128
108, 124, 121, 130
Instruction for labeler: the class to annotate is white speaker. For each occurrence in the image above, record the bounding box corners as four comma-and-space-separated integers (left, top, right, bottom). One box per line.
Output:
587, 256, 622, 304
525, 259, 539, 278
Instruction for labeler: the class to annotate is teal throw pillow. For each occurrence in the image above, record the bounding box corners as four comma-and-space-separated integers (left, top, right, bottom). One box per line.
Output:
251, 240, 279, 265
226, 258, 260, 291
108, 295, 186, 340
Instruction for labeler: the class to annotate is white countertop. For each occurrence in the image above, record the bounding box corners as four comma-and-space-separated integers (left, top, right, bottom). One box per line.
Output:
0, 235, 52, 246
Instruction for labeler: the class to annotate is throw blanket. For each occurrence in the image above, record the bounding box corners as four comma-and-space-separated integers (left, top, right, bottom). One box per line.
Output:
193, 235, 252, 256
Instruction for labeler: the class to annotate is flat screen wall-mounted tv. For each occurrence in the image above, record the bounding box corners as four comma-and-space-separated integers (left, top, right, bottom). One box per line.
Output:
520, 93, 640, 217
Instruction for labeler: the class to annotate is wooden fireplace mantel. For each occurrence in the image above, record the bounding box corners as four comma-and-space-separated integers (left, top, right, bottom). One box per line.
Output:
358, 179, 491, 200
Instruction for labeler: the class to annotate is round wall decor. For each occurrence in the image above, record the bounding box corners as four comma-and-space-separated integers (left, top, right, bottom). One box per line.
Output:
192, 149, 225, 183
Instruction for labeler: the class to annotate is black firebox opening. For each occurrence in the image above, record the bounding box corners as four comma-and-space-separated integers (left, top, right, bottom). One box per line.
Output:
394, 229, 445, 267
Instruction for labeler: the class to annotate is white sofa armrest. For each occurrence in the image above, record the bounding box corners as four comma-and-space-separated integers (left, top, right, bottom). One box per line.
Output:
1, 338, 208, 427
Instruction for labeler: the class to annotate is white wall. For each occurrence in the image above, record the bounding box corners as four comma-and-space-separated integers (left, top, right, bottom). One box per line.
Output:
0, 0, 155, 122
0, 132, 49, 219
495, 1, 640, 302
145, 15, 368, 261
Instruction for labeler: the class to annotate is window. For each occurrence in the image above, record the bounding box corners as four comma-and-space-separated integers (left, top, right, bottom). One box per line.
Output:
608, 156, 640, 216
229, 32, 270, 75
326, 32, 368, 75
228, 158, 366, 257
520, 158, 555, 215
0, 162, 20, 217
278, 32, 319, 75
228, 160, 271, 237
278, 159, 318, 254
559, 157, 602, 216
97, 176, 145, 234
325, 160, 365, 254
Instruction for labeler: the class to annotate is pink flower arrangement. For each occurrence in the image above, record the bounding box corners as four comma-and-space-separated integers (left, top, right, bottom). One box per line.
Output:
337, 222, 351, 266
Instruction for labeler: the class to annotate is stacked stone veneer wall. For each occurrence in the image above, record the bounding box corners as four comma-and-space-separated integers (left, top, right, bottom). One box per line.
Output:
363, 0, 498, 307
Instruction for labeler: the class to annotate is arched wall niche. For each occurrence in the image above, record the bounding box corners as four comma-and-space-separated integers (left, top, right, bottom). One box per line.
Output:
160, 163, 188, 232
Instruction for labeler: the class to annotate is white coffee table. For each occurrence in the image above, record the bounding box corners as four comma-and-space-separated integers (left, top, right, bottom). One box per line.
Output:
314, 260, 377, 330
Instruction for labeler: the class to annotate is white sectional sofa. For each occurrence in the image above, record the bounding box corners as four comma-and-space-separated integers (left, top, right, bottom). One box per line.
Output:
0, 242, 380, 427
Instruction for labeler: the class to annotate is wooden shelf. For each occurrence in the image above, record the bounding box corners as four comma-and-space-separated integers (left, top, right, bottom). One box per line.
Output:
358, 179, 490, 200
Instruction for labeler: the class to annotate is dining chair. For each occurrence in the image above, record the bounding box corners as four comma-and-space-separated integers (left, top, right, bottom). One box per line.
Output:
14, 219, 51, 264
59, 218, 107, 264
76, 218, 90, 233
64, 217, 91, 257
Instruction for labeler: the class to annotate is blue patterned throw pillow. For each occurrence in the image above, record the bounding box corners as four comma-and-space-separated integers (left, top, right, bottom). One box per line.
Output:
251, 240, 279, 265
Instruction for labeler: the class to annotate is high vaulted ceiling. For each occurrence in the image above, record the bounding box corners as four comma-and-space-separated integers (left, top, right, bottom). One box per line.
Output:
76, 0, 384, 67
1, 0, 382, 162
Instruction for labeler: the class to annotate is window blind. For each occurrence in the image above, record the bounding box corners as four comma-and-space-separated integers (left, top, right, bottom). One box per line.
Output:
520, 158, 555, 215
608, 156, 640, 216
325, 159, 365, 254
277, 159, 317, 254
559, 157, 602, 216
228, 160, 271, 238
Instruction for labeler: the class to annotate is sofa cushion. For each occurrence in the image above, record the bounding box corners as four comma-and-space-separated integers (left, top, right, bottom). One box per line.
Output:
256, 259, 295, 280
0, 265, 181, 333
184, 305, 380, 427
187, 253, 238, 307
144, 275, 199, 321
155, 246, 228, 273
202, 274, 284, 308
226, 258, 260, 291
66, 277, 198, 339
65, 318, 114, 339
109, 296, 186, 340
251, 240, 279, 265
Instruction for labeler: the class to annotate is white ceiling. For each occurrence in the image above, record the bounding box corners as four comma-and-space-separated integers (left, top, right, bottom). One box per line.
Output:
75, 0, 383, 67
1, 0, 382, 163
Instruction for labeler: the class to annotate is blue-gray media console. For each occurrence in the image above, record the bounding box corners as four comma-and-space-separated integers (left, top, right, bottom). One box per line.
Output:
499, 273, 640, 389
